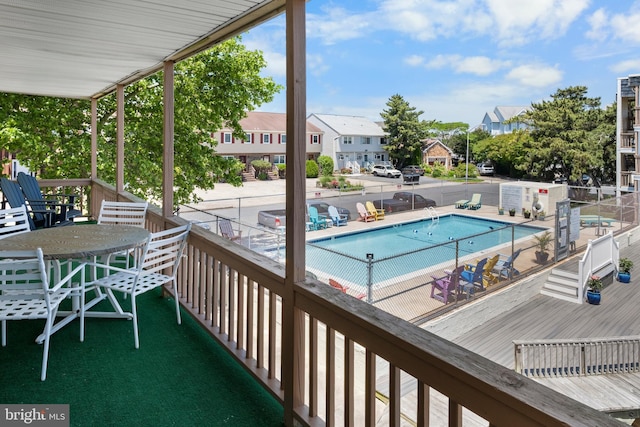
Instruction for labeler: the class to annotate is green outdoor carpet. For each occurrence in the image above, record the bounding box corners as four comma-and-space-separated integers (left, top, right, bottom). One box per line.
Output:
0, 291, 283, 426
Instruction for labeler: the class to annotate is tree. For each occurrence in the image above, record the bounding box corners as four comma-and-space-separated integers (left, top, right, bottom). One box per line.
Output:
0, 36, 282, 206
380, 94, 430, 169
473, 130, 530, 178
519, 86, 612, 183
0, 95, 92, 179
317, 155, 334, 176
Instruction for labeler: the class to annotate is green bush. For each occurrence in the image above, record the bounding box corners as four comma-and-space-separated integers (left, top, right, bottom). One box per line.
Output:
277, 164, 286, 171
430, 161, 446, 178
251, 159, 272, 174
306, 159, 319, 178
317, 155, 334, 176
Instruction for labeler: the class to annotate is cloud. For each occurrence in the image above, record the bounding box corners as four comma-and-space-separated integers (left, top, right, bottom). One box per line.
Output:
586, 8, 609, 41
308, 53, 330, 77
610, 11, 640, 44
610, 59, 640, 74
375, 0, 589, 46
506, 64, 563, 88
484, 0, 589, 45
404, 55, 425, 67
421, 54, 510, 76
307, 7, 372, 45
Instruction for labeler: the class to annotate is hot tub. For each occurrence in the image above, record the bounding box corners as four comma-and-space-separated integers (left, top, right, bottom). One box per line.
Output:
258, 209, 286, 229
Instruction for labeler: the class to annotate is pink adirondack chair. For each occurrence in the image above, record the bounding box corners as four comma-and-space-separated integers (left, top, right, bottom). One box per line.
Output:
430, 265, 465, 304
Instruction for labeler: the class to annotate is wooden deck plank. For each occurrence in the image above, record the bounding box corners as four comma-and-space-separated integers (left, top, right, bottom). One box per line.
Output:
450, 240, 640, 414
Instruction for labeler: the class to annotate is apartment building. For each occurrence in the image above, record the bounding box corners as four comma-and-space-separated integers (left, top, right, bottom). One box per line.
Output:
212, 111, 323, 167
616, 75, 640, 194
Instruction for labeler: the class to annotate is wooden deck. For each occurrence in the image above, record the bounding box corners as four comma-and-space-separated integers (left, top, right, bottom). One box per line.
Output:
449, 235, 640, 417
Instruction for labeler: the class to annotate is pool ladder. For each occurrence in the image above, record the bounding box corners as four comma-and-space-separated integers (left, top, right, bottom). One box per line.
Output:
425, 207, 439, 222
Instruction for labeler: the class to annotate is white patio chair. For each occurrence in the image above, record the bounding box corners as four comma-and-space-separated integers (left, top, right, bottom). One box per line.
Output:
97, 200, 148, 227
82, 223, 191, 348
0, 248, 84, 380
95, 200, 149, 278
0, 205, 31, 239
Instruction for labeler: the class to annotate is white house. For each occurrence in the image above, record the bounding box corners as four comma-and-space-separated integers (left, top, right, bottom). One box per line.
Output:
480, 106, 531, 135
307, 113, 388, 173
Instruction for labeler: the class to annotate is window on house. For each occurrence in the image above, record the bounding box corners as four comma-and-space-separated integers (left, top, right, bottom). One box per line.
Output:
380, 137, 387, 145
281, 134, 286, 144
312, 135, 319, 144
274, 155, 285, 164
222, 132, 232, 144
362, 137, 371, 145
343, 136, 352, 144
244, 133, 252, 144
263, 134, 271, 144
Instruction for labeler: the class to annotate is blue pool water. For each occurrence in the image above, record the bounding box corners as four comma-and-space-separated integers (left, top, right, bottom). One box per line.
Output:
305, 214, 544, 288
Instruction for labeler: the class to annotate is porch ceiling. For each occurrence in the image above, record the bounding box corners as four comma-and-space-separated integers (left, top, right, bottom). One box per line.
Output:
0, 0, 284, 99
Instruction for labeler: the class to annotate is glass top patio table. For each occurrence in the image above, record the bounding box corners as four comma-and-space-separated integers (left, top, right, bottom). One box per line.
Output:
0, 224, 151, 342
0, 224, 150, 259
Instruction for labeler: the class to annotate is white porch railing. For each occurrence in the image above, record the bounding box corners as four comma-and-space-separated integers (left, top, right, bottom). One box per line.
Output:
514, 336, 640, 378
577, 231, 619, 303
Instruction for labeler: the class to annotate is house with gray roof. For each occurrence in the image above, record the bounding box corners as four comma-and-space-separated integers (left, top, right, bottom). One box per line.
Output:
481, 106, 531, 135
307, 113, 388, 173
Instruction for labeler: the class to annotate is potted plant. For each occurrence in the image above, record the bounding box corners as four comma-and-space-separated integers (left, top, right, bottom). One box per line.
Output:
586, 275, 603, 305
537, 210, 546, 221
533, 231, 552, 264
523, 209, 531, 219
508, 208, 516, 217
498, 207, 504, 215
618, 258, 634, 283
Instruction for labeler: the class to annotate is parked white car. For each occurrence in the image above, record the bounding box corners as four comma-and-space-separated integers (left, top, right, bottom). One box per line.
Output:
477, 163, 494, 176
371, 164, 401, 178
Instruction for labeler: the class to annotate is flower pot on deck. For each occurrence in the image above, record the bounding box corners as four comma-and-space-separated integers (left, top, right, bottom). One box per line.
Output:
618, 272, 631, 283
586, 290, 601, 305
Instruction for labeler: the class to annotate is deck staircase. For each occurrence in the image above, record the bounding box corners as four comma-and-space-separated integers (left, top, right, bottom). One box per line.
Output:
242, 166, 257, 182
540, 269, 580, 303
541, 231, 619, 304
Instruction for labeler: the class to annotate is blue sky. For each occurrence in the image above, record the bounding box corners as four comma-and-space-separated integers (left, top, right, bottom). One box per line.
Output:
243, 0, 639, 127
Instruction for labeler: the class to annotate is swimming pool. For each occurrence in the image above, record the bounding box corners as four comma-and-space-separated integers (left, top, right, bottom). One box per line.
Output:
305, 214, 545, 288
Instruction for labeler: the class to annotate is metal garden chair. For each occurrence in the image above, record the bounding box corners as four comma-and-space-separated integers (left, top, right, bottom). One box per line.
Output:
0, 205, 31, 239
0, 248, 84, 380
81, 223, 191, 348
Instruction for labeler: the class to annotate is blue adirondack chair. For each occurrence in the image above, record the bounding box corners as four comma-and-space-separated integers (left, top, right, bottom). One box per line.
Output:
328, 205, 348, 226
0, 178, 38, 230
460, 257, 488, 297
17, 172, 81, 227
493, 248, 522, 280
308, 206, 328, 230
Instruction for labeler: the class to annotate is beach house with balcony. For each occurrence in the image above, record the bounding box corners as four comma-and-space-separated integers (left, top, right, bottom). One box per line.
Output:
480, 106, 531, 135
